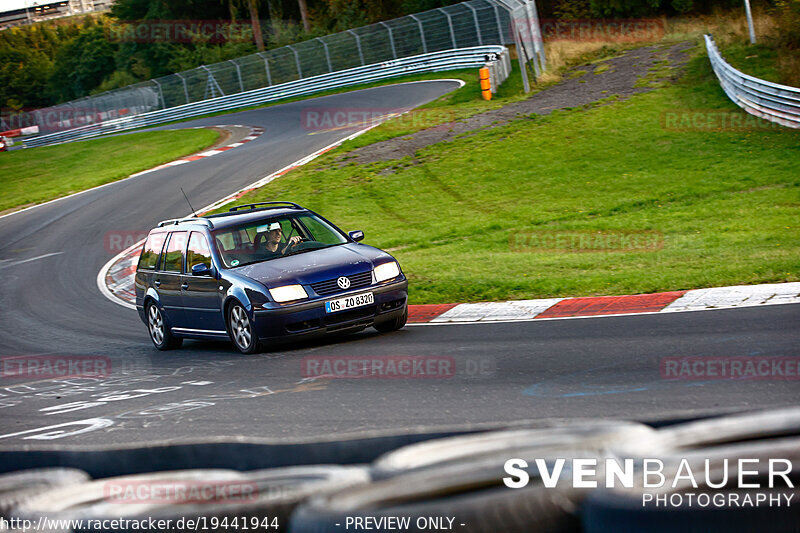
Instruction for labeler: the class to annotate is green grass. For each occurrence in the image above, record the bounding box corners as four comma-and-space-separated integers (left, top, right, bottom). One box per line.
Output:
217, 44, 800, 304
717, 42, 782, 83
0, 129, 220, 213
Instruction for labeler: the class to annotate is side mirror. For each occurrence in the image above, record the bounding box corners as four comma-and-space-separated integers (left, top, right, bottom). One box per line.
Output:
191, 263, 213, 276
349, 230, 365, 242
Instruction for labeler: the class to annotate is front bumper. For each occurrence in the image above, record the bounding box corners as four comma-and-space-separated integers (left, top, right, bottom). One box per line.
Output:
252, 279, 408, 341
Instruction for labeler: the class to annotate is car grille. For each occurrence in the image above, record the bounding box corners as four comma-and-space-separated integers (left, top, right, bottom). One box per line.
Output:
311, 271, 373, 296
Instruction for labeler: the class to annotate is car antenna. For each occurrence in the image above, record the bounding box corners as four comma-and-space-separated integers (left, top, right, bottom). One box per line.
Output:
181, 187, 196, 217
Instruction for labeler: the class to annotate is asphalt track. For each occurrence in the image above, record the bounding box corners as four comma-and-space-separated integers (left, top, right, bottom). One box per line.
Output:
0, 80, 798, 447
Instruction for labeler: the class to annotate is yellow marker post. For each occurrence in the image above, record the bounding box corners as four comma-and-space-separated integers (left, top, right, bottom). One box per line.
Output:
479, 67, 491, 101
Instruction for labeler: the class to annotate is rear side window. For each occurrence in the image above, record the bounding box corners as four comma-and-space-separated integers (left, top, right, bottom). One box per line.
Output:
161, 232, 188, 273
138, 232, 167, 270
186, 232, 212, 272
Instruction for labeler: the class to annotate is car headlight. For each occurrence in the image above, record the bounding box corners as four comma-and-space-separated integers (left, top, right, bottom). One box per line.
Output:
374, 261, 400, 283
269, 284, 308, 303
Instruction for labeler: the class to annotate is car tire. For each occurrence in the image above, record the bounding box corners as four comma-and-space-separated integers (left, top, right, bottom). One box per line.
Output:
229, 302, 261, 354
146, 301, 182, 350
374, 305, 408, 333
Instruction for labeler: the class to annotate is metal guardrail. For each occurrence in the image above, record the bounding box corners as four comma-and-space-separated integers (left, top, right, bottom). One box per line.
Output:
6, 0, 545, 140
705, 34, 800, 129
23, 46, 509, 148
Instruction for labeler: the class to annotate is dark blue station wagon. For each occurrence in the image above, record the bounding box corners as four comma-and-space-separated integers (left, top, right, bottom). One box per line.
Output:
135, 202, 408, 353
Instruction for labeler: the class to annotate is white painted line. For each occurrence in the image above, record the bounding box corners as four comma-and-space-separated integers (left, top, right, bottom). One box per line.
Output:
97, 247, 138, 311
0, 252, 64, 270
227, 142, 244, 148
198, 150, 223, 157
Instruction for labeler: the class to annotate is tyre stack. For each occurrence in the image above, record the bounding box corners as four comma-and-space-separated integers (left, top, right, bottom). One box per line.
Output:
4, 407, 799, 532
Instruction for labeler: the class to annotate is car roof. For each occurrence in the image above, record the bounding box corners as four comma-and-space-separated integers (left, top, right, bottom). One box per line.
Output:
154, 207, 311, 233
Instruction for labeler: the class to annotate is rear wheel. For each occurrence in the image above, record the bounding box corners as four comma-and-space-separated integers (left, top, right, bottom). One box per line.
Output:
374, 305, 408, 333
229, 302, 260, 354
146, 302, 182, 350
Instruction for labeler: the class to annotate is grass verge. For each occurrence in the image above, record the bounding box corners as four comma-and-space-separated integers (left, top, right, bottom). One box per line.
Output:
0, 129, 220, 214
218, 45, 800, 304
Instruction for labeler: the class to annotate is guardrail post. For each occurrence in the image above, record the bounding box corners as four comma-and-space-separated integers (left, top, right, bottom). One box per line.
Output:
491, 2, 504, 44
438, 8, 457, 49
200, 65, 225, 98
521, 2, 541, 78
490, 1, 530, 92
317, 37, 334, 72
151, 79, 165, 110
229, 59, 245, 93
257, 52, 272, 86
528, 0, 546, 70
409, 14, 427, 54
347, 30, 365, 66
287, 45, 303, 79
380, 21, 397, 59
465, 3, 483, 45
744, 0, 756, 43
175, 73, 190, 104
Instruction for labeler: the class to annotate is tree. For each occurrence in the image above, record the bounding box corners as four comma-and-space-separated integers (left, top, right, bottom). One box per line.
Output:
298, 0, 310, 32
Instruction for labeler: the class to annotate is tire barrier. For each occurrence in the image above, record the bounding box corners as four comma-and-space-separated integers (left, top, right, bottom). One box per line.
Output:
582, 438, 800, 533
11, 466, 369, 532
0, 468, 90, 518
2, 407, 799, 532
371, 419, 656, 479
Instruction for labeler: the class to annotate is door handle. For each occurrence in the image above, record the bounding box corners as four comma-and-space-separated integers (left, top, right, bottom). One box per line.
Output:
181, 283, 189, 290
154, 280, 161, 287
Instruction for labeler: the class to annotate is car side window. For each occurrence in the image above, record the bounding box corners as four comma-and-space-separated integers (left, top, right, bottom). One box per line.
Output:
297, 215, 342, 245
138, 232, 167, 270
161, 231, 187, 273
186, 232, 212, 272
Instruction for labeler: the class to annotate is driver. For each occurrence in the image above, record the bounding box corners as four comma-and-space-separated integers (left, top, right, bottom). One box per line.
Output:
263, 222, 302, 255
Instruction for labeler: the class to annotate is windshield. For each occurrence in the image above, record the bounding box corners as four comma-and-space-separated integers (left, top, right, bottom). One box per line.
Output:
212, 213, 348, 268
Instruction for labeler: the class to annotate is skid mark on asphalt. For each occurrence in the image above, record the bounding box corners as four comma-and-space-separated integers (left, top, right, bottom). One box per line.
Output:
0, 252, 64, 270
0, 358, 329, 441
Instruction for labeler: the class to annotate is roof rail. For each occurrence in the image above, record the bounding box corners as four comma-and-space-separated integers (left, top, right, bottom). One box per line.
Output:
228, 201, 304, 212
157, 217, 214, 229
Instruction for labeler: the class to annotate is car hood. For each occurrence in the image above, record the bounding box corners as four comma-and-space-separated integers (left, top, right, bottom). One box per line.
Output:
234, 243, 394, 287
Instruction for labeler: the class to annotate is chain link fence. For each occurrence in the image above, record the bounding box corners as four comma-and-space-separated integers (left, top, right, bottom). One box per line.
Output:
2, 1, 544, 137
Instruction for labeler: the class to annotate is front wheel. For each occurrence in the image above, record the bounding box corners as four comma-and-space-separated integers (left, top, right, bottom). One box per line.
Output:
374, 305, 408, 333
228, 302, 261, 354
146, 302, 182, 350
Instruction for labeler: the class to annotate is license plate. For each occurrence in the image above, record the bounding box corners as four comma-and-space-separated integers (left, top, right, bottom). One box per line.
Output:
325, 292, 374, 313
